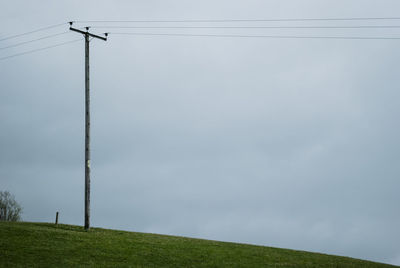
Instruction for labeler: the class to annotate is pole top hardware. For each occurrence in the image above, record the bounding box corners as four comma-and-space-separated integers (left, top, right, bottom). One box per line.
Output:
70, 27, 107, 41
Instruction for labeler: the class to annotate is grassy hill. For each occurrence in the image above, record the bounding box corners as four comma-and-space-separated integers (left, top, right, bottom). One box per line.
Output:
0, 222, 396, 267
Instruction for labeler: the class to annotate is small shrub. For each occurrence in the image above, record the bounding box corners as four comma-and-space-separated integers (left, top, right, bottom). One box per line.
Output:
0, 191, 22, 221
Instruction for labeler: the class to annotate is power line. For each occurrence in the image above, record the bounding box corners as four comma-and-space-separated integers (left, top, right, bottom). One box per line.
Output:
90, 25, 400, 29
0, 32, 70, 50
74, 17, 400, 23
0, 38, 82, 61
2, 20, 399, 61
110, 32, 400, 40
0, 23, 67, 42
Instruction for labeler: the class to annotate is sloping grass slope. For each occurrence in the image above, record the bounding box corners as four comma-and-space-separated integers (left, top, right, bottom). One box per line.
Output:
0, 222, 395, 267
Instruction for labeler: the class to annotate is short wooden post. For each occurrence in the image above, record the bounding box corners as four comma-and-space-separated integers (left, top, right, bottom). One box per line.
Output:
55, 211, 59, 225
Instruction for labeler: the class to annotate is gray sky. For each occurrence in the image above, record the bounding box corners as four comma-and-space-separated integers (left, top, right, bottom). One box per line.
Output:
1, 0, 400, 265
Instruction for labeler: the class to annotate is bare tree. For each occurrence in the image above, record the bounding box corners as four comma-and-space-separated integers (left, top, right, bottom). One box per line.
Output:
0, 191, 22, 222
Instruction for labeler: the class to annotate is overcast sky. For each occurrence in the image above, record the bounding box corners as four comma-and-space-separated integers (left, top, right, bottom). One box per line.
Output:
1, 0, 400, 265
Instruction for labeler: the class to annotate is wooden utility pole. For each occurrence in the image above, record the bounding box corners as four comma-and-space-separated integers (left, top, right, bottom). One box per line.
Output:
69, 22, 107, 230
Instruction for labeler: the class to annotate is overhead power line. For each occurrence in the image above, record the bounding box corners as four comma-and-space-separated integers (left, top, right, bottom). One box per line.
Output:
2, 18, 400, 61
74, 17, 400, 23
90, 25, 400, 29
0, 38, 82, 61
110, 32, 400, 40
0, 23, 67, 42
0, 32, 70, 50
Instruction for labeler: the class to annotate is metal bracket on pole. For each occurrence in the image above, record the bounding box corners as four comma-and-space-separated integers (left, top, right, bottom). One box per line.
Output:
70, 27, 108, 41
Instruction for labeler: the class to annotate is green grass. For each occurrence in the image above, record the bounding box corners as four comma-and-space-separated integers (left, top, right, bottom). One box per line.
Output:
0, 221, 396, 267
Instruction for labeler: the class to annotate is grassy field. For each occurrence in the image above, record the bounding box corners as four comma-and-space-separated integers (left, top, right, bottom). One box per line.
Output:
0, 221, 396, 267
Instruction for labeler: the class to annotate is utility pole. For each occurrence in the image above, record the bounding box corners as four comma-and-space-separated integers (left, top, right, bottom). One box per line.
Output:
69, 22, 107, 230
